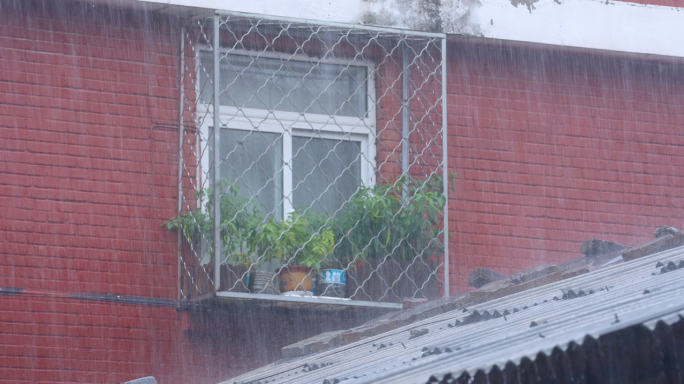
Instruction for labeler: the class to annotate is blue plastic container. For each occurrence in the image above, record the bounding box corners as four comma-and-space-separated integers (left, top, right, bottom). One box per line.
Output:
317, 269, 347, 297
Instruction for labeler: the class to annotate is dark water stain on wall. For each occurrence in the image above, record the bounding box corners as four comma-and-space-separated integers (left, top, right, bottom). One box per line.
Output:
510, 0, 540, 13
360, 0, 483, 35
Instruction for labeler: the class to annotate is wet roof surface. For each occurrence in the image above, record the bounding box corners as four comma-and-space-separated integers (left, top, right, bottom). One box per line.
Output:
225, 245, 684, 384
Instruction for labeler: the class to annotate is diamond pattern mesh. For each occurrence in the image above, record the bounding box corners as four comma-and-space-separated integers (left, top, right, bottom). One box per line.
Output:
176, 13, 447, 303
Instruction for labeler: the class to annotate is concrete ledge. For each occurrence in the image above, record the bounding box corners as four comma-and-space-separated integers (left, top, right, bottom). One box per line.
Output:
580, 238, 630, 258
468, 267, 508, 289
510, 265, 558, 284
623, 233, 684, 262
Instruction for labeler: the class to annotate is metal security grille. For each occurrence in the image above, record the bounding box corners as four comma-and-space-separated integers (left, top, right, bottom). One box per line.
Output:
176, 11, 448, 305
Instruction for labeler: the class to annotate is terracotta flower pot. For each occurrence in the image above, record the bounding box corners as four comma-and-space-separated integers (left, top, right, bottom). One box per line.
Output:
279, 265, 313, 292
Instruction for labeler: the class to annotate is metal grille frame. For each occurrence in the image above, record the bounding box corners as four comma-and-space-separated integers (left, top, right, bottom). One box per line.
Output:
176, 11, 449, 305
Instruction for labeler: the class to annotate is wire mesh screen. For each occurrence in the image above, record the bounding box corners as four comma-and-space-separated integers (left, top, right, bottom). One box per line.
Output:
175, 12, 448, 303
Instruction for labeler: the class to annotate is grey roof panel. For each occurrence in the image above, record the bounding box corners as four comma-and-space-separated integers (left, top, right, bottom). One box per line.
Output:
225, 245, 684, 384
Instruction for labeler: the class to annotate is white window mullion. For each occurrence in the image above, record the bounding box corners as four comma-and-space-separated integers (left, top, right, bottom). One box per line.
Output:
197, 50, 376, 220
363, 134, 375, 187
282, 127, 294, 219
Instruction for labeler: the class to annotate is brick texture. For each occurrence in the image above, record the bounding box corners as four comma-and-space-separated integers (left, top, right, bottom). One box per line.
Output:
0, 2, 265, 383
3, 0, 684, 381
0, 296, 235, 384
0, 3, 388, 383
0, 2, 200, 382
446, 41, 684, 293
0, 2, 180, 299
0, 292, 379, 384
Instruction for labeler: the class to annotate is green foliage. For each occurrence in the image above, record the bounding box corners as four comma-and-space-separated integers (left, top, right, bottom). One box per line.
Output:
165, 180, 335, 269
163, 180, 262, 266
332, 173, 456, 265
165, 173, 456, 271
255, 212, 335, 270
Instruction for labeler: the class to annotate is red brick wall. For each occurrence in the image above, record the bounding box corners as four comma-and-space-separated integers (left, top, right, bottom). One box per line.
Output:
0, 2, 213, 383
0, 1, 179, 298
0, 3, 385, 383
0, 291, 379, 383
374, 49, 404, 184
0, 296, 239, 383
4, 0, 684, 381
446, 41, 684, 293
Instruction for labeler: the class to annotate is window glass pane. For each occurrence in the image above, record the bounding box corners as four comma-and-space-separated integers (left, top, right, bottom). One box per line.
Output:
292, 136, 361, 216
200, 52, 367, 117
211, 129, 283, 220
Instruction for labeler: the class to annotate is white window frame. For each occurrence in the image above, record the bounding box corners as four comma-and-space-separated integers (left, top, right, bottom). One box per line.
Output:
195, 48, 377, 219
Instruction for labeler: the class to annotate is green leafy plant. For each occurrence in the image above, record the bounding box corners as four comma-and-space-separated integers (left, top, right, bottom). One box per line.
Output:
332, 172, 457, 265
255, 212, 335, 270
392, 172, 455, 261
164, 180, 263, 266
166, 173, 455, 272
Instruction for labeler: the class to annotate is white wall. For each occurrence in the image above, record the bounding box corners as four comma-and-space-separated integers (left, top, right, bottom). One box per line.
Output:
472, 0, 684, 58
137, 0, 684, 58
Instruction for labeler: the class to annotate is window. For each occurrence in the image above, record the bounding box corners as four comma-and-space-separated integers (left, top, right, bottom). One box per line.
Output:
198, 50, 376, 219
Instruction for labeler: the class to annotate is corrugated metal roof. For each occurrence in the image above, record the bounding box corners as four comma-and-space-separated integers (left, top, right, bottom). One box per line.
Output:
225, 245, 684, 384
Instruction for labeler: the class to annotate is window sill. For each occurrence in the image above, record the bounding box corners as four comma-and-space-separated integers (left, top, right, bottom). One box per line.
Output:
194, 291, 403, 312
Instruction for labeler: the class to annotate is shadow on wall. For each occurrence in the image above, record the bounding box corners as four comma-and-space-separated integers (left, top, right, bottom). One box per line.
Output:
180, 303, 392, 377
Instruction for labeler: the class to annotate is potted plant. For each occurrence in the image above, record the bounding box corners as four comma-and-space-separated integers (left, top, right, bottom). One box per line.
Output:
331, 181, 399, 301
335, 173, 455, 302
256, 212, 334, 293
164, 180, 262, 295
